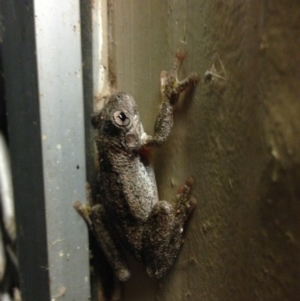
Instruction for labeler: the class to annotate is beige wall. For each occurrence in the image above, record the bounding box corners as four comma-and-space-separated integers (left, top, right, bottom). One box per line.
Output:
106, 1, 300, 300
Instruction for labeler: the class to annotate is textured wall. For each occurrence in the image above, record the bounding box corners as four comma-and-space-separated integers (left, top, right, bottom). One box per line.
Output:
107, 1, 300, 300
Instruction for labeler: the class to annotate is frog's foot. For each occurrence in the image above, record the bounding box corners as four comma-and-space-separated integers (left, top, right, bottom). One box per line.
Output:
115, 267, 131, 282
160, 49, 198, 105
73, 201, 93, 227
175, 177, 197, 219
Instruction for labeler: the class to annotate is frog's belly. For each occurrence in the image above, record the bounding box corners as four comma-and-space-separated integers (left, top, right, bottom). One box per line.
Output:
119, 162, 158, 222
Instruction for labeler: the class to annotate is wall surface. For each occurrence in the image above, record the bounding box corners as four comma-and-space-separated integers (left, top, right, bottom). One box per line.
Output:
106, 1, 300, 300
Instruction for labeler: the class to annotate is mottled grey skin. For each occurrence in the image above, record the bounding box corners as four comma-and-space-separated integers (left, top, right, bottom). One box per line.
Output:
74, 50, 198, 281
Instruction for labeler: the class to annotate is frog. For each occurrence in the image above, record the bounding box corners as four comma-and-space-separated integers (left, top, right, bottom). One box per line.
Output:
74, 49, 198, 281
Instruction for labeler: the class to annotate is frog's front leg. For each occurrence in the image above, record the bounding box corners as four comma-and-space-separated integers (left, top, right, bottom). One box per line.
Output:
74, 201, 131, 281
142, 177, 196, 279
142, 49, 198, 148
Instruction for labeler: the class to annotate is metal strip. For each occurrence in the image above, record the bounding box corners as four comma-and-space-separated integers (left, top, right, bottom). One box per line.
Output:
2, 0, 91, 300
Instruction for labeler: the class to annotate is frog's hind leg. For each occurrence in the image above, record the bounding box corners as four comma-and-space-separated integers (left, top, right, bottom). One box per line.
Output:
142, 177, 196, 279
74, 201, 131, 281
90, 204, 131, 282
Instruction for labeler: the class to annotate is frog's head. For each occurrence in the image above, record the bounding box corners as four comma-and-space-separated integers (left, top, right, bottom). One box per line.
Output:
92, 93, 144, 152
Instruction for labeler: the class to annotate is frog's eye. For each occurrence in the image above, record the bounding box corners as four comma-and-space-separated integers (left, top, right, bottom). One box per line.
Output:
113, 110, 130, 127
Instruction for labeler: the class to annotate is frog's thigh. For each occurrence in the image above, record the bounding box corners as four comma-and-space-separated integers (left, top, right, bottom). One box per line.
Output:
90, 204, 131, 281
142, 201, 176, 278
143, 201, 175, 245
